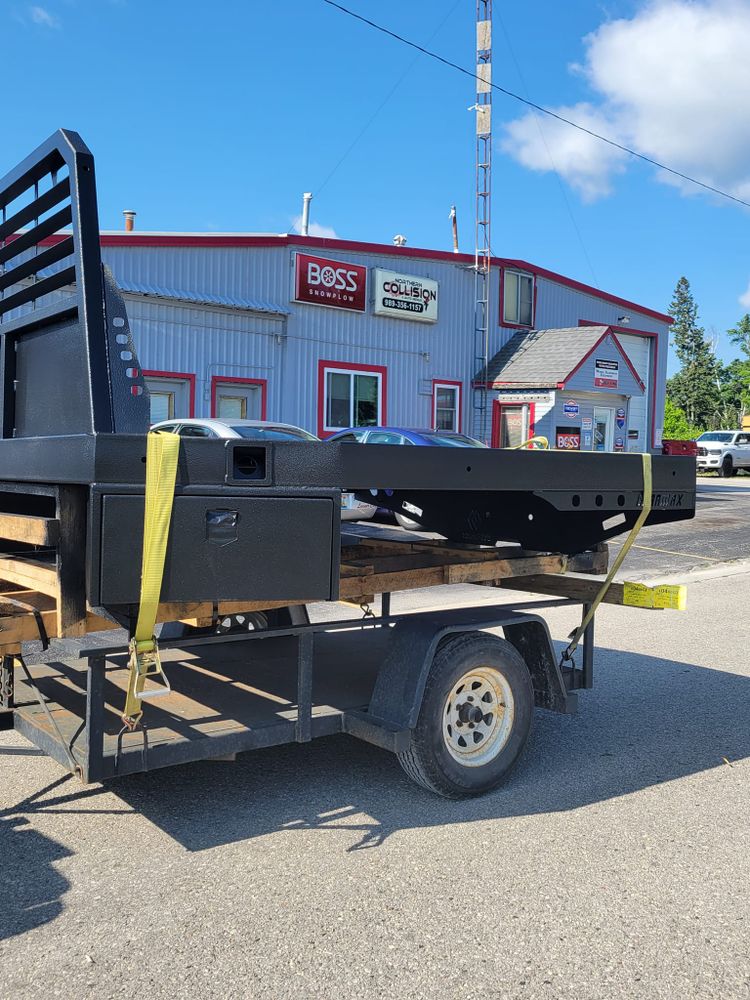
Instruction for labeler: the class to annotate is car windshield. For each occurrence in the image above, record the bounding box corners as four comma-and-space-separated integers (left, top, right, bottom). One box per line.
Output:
698, 432, 733, 442
417, 432, 487, 448
231, 426, 319, 442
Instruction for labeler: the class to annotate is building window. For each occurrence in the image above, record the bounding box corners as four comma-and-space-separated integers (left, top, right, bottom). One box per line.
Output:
211, 377, 268, 421
143, 371, 195, 425
318, 361, 386, 436
432, 381, 462, 432
503, 270, 534, 327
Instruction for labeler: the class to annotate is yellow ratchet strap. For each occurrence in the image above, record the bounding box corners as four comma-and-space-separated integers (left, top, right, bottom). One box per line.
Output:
561, 452, 653, 664
122, 431, 180, 729
512, 436, 549, 450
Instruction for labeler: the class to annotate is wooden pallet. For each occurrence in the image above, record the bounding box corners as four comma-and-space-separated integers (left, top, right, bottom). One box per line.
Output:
0, 515, 609, 654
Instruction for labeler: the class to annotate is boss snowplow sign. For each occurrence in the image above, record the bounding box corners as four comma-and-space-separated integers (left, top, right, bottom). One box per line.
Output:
293, 252, 367, 312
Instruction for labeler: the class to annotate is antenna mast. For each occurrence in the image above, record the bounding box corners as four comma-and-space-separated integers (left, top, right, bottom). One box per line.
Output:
474, 0, 492, 442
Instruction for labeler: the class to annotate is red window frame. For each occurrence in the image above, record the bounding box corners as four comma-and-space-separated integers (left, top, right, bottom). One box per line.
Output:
499, 267, 536, 329
210, 376, 268, 420
317, 360, 388, 438
431, 379, 462, 433
142, 369, 196, 417
491, 400, 536, 448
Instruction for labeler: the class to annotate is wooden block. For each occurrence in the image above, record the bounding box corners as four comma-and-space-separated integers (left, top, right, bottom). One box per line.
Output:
498, 574, 627, 605
447, 554, 565, 585
0, 556, 58, 596
0, 513, 59, 546
56, 486, 87, 638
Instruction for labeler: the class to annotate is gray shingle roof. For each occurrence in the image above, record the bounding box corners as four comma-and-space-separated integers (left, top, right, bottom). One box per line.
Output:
477, 326, 610, 387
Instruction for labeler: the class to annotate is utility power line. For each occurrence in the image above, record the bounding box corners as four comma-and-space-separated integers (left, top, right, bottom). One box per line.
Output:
321, 0, 750, 211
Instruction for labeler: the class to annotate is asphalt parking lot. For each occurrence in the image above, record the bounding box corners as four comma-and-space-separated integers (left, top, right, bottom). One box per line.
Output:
610, 475, 750, 578
2, 489, 749, 999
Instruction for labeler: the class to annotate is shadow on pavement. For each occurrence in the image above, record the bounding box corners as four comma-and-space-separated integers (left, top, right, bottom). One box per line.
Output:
106, 645, 750, 851
0, 776, 131, 942
0, 777, 74, 942
4, 647, 750, 878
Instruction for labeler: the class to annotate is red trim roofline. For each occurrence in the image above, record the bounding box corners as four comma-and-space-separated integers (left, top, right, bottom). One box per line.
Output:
26, 230, 671, 325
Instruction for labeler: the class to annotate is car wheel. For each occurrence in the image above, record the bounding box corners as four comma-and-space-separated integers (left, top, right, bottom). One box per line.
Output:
720, 456, 733, 478
397, 632, 534, 799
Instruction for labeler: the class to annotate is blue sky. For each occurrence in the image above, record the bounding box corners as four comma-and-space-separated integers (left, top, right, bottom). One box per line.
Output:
4, 0, 750, 373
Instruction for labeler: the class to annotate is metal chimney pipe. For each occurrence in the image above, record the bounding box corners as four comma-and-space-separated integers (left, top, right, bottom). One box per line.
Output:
123, 210, 136, 233
300, 193, 312, 236
450, 205, 459, 253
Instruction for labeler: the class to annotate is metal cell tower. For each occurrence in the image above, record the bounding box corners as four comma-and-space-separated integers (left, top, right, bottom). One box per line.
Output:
474, 0, 492, 442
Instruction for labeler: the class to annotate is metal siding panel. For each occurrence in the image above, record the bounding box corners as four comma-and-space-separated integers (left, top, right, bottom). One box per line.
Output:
101, 244, 665, 445
104, 244, 484, 436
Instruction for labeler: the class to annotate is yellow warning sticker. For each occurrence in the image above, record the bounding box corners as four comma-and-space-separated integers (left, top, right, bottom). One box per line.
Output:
623, 582, 687, 610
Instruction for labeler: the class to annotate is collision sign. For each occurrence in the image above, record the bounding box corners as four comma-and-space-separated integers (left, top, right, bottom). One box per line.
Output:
373, 269, 439, 323
293, 252, 367, 312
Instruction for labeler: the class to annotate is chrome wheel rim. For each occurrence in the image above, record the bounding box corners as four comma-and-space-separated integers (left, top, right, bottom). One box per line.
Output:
442, 666, 514, 767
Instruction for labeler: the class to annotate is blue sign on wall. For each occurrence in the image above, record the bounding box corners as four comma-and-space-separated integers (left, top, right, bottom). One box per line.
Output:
563, 399, 579, 417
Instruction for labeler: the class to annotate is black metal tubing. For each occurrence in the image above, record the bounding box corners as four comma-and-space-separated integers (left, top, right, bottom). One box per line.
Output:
295, 632, 314, 743
582, 604, 595, 689
84, 657, 106, 783
0, 130, 149, 437
0, 655, 13, 731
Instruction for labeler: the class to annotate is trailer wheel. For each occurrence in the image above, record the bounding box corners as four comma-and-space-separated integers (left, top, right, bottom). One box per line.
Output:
398, 632, 533, 799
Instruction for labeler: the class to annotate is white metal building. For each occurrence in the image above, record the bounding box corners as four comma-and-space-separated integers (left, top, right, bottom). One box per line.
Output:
93, 232, 671, 451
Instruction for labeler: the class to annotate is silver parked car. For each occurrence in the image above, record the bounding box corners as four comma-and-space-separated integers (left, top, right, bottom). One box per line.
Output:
151, 418, 377, 521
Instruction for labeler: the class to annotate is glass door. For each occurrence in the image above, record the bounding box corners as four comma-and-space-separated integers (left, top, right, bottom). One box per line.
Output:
593, 406, 614, 452
493, 402, 530, 448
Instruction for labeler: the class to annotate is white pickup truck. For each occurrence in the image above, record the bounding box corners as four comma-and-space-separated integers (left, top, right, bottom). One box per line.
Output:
696, 430, 750, 476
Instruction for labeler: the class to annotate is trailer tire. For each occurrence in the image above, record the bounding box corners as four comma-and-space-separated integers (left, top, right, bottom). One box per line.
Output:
397, 632, 533, 798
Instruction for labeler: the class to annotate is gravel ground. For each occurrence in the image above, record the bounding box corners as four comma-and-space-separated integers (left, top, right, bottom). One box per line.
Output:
1, 565, 749, 999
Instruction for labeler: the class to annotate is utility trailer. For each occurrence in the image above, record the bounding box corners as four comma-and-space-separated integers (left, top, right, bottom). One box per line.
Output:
0, 131, 696, 798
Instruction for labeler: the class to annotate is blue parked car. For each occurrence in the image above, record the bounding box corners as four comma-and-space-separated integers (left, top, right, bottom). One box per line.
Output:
326, 426, 487, 528
326, 426, 487, 448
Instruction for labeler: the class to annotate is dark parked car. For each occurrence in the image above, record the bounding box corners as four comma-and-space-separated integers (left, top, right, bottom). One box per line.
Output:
327, 426, 487, 449
326, 426, 486, 528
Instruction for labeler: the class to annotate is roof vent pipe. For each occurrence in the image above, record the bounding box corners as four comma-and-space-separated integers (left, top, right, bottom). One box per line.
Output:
123, 210, 136, 233
300, 192, 312, 237
449, 205, 459, 253
393, 234, 407, 247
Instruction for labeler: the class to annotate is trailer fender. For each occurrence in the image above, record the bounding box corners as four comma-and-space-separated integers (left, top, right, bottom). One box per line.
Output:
365, 609, 575, 734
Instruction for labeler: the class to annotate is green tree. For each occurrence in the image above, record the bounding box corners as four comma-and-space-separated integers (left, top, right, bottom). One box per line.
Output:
728, 313, 750, 360
662, 398, 703, 439
667, 277, 720, 426
717, 358, 750, 427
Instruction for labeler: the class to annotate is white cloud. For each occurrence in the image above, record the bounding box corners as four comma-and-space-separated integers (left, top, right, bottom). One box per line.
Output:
502, 0, 750, 202
29, 5, 60, 28
292, 215, 339, 239
502, 102, 627, 202
739, 281, 750, 309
